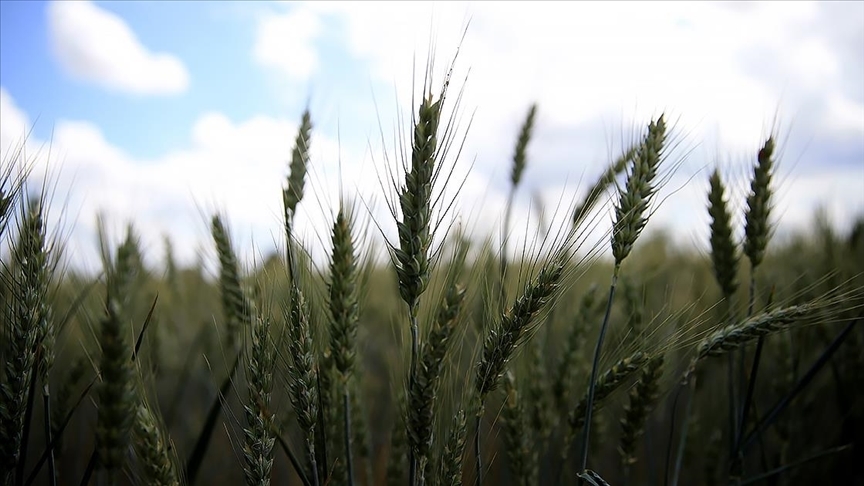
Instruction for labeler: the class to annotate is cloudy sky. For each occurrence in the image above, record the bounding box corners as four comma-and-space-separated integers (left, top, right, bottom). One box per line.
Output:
1, 1, 862, 274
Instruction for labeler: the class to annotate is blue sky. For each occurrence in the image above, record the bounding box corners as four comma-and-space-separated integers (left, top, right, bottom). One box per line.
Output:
0, 1, 371, 157
1, 1, 862, 273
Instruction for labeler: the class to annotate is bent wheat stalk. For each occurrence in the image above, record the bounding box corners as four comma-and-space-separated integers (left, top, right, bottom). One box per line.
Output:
475, 252, 567, 485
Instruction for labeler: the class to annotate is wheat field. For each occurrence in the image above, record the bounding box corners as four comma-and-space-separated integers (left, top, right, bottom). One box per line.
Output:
1, 46, 863, 486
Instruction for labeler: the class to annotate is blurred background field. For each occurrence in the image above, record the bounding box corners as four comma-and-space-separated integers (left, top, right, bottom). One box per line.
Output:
8, 197, 863, 485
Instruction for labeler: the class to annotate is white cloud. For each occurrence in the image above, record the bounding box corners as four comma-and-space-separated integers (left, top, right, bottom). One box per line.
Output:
253, 6, 322, 81
292, 1, 861, 159
46, 0, 190, 95
0, 87, 388, 274
0, 87, 31, 155
283, 1, 863, 254
5, 1, 864, 273
823, 93, 864, 139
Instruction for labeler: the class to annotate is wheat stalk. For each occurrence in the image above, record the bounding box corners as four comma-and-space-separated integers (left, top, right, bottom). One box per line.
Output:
734, 138, 777, 477
581, 115, 667, 475
474, 252, 566, 485
390, 62, 464, 484
387, 401, 408, 486
554, 286, 600, 413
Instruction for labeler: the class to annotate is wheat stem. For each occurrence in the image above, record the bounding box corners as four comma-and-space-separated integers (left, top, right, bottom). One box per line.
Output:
342, 389, 355, 486
579, 268, 619, 473
474, 405, 483, 486
409, 311, 420, 486
42, 392, 56, 486
668, 376, 696, 486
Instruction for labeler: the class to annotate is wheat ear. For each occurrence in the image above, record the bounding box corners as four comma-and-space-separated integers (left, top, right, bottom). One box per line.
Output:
501, 370, 537, 486
743, 137, 774, 277
95, 229, 140, 480
696, 303, 814, 362
500, 103, 538, 305
438, 409, 468, 486
211, 214, 251, 349
708, 168, 739, 304
1, 196, 52, 485
618, 354, 665, 471
283, 109, 313, 232
284, 274, 320, 486
569, 352, 650, 434
572, 145, 637, 228
242, 315, 277, 486
327, 204, 360, 486
706, 166, 741, 480
734, 137, 776, 469
133, 403, 180, 486
396, 80, 450, 486
408, 282, 466, 486
581, 115, 667, 475
474, 252, 566, 485
184, 214, 251, 484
